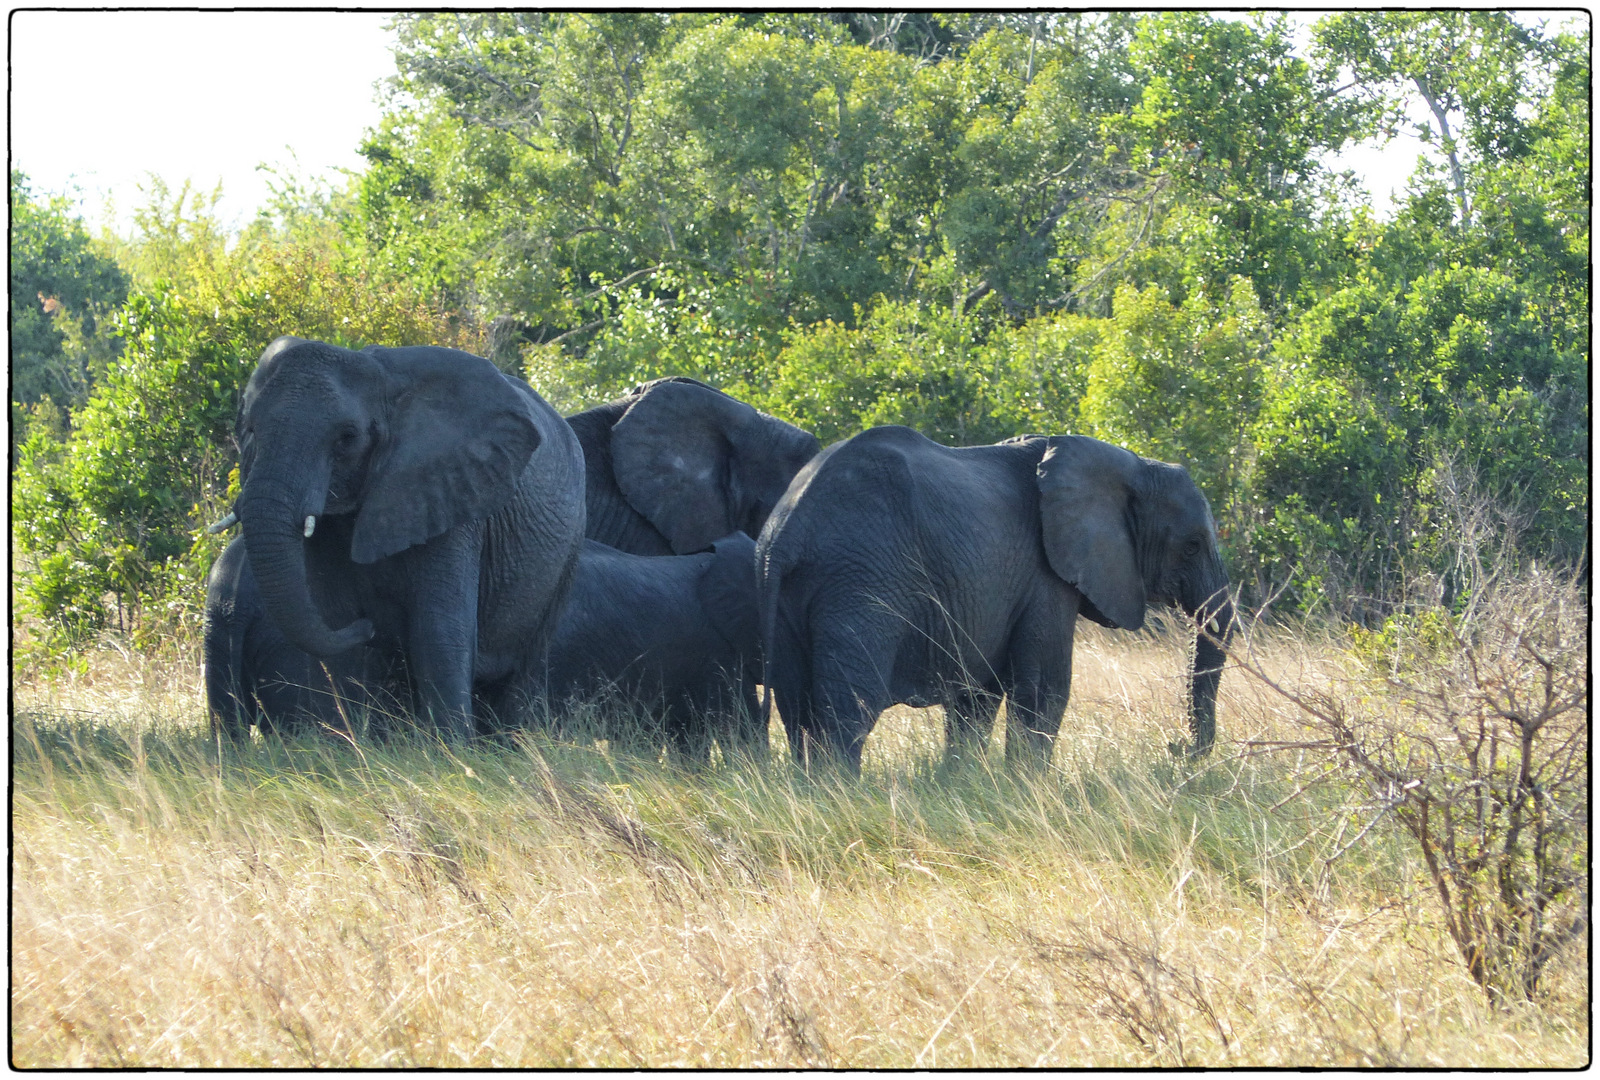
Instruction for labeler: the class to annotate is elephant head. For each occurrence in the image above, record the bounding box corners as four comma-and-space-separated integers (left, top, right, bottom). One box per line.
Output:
578, 378, 821, 555
696, 531, 760, 667
235, 336, 542, 658
1036, 435, 1234, 754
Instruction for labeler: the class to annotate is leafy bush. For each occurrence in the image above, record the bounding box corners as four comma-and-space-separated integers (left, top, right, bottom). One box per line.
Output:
1079, 277, 1267, 511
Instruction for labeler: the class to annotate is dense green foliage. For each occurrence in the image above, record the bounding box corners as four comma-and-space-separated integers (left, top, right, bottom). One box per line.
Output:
10, 11, 1588, 654
9, 171, 131, 453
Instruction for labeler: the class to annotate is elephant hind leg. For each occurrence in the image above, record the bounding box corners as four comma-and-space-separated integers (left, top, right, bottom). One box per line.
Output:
810, 620, 899, 775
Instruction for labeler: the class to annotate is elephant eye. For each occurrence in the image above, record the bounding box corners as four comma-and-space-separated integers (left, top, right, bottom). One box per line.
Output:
337, 425, 360, 447
1184, 536, 1203, 556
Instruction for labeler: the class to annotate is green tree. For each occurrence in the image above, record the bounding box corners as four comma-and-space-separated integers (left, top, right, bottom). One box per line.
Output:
1312, 12, 1558, 224
9, 171, 130, 419
1079, 277, 1268, 514
358, 13, 1147, 348
1081, 13, 1362, 317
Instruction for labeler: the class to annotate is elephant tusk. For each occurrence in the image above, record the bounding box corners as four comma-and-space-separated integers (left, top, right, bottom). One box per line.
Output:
303, 515, 316, 538
206, 510, 239, 534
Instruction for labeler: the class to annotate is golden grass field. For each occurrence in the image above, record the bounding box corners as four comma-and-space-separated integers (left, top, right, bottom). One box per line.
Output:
11, 619, 1589, 1067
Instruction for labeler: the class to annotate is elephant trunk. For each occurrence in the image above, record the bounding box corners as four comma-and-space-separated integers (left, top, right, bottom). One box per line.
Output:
240, 476, 373, 658
1184, 583, 1233, 756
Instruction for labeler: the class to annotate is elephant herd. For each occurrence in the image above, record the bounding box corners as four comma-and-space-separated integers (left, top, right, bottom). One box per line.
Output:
206, 336, 1233, 773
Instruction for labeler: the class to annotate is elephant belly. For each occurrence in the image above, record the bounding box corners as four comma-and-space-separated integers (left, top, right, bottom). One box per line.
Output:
884, 587, 1014, 704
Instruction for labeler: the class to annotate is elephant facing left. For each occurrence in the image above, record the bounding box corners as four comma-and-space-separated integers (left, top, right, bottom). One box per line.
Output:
540, 532, 765, 763
232, 336, 586, 740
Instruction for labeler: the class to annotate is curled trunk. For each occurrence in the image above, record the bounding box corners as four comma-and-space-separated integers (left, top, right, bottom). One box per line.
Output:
240, 486, 372, 658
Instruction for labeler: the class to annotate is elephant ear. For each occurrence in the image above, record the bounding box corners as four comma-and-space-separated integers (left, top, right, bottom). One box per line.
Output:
697, 531, 759, 649
612, 380, 821, 555
610, 381, 742, 554
351, 347, 542, 564
1036, 435, 1147, 631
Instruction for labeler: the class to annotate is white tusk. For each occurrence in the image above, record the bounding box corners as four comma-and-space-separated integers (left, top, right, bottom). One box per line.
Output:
303, 515, 316, 538
206, 510, 238, 534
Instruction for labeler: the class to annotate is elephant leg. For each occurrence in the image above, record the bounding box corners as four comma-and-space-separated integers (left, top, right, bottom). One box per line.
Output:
944, 684, 1002, 767
729, 682, 768, 763
810, 618, 898, 775
766, 608, 815, 766
1002, 602, 1075, 770
482, 662, 540, 732
667, 696, 713, 767
404, 531, 481, 742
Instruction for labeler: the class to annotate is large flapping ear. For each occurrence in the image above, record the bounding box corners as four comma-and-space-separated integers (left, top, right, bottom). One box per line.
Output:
723, 407, 822, 530
351, 347, 542, 564
610, 380, 749, 554
698, 531, 760, 649
1036, 435, 1147, 631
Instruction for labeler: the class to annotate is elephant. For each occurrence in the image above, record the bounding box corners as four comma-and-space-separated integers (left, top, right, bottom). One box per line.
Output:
232, 335, 586, 740
203, 537, 409, 737
756, 427, 1233, 773
565, 377, 821, 556
540, 532, 764, 762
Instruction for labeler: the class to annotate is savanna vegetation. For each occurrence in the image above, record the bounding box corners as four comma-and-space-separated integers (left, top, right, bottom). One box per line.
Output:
11, 11, 1588, 1066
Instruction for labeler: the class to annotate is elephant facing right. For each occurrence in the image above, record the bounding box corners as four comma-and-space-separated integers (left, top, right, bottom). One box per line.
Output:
757, 426, 1234, 773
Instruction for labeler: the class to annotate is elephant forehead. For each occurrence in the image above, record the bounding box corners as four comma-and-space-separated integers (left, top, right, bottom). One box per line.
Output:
1156, 475, 1213, 522
250, 353, 389, 412
245, 376, 363, 429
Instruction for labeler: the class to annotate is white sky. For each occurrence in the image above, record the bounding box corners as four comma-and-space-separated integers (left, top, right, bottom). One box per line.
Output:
10, 10, 398, 233
8, 10, 1586, 236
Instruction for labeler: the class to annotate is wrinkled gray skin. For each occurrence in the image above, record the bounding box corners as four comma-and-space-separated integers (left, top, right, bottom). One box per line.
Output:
565, 377, 821, 556
541, 533, 764, 762
204, 537, 410, 737
757, 427, 1233, 774
234, 336, 585, 740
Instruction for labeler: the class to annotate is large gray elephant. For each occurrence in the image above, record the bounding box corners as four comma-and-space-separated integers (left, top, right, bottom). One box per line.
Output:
232, 336, 586, 740
541, 532, 764, 761
757, 427, 1233, 773
204, 537, 409, 737
565, 377, 820, 555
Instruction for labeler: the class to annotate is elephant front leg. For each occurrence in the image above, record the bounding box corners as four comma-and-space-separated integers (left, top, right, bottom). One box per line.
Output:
1002, 604, 1075, 771
402, 531, 481, 742
943, 684, 1002, 768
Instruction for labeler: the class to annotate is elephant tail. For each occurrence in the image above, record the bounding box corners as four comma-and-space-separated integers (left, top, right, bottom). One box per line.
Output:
757, 539, 787, 745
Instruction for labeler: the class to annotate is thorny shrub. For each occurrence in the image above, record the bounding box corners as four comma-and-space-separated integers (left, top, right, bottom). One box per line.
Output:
1238, 565, 1588, 1005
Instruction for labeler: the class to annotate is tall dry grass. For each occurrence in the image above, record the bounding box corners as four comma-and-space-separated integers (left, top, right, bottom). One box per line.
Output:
12, 618, 1588, 1067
